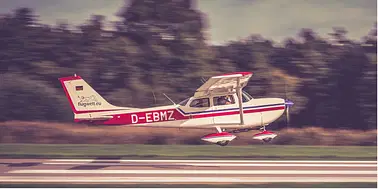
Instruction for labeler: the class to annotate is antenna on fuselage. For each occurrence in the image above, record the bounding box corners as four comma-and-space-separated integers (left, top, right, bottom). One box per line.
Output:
152, 90, 157, 105
163, 93, 176, 105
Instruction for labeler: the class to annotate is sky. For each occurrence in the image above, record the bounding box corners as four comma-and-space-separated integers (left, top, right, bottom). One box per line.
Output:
0, 0, 376, 44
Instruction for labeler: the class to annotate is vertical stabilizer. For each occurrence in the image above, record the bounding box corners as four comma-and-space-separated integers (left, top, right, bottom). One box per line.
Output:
58, 75, 127, 114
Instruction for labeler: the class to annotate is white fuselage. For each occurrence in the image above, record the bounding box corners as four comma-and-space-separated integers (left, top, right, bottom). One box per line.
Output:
75, 93, 286, 129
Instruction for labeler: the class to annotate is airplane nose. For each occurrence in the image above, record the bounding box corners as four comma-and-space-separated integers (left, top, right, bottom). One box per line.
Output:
284, 99, 294, 107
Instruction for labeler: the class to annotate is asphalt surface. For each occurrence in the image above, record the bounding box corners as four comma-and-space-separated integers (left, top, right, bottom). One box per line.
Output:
0, 159, 376, 184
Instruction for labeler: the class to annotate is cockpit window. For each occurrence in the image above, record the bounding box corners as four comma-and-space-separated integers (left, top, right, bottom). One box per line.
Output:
189, 98, 210, 108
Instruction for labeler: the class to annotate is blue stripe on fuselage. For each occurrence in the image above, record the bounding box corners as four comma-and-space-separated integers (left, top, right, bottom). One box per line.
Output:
177, 103, 285, 115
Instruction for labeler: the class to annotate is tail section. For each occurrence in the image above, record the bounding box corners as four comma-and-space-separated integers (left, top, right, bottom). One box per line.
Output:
58, 75, 128, 114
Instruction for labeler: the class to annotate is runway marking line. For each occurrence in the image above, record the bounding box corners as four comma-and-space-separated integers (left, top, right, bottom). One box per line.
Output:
0, 176, 376, 183
185, 163, 377, 167
8, 170, 377, 175
41, 162, 377, 167
3, 159, 376, 184
47, 159, 378, 163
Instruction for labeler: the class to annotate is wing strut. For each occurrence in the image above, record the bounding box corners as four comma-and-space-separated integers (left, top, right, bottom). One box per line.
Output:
236, 78, 244, 125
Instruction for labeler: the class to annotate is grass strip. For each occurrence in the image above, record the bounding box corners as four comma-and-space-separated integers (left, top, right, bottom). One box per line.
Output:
0, 144, 376, 160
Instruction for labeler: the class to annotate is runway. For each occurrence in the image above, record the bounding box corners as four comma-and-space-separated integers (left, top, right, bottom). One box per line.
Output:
0, 159, 376, 184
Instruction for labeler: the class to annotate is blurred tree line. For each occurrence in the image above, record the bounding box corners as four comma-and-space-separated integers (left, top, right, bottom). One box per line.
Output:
0, 0, 376, 130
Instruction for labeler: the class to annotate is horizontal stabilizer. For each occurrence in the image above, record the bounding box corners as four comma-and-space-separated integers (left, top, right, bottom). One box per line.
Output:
75, 115, 114, 121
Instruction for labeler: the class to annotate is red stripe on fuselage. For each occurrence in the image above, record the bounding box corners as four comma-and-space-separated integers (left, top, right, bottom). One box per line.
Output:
78, 106, 285, 125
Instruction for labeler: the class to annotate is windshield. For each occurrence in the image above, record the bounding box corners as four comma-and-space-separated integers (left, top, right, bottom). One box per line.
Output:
178, 98, 190, 106
242, 90, 253, 102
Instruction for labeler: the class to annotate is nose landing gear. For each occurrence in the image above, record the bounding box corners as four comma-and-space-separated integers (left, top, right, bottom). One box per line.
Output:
262, 137, 273, 143
252, 125, 277, 143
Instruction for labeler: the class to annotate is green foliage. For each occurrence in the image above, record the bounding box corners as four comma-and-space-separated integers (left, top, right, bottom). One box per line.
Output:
0, 1, 376, 130
0, 73, 72, 122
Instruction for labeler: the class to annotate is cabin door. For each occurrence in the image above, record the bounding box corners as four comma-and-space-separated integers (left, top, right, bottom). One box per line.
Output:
212, 94, 240, 125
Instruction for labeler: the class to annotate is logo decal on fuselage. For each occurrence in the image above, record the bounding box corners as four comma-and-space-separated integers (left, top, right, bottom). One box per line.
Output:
77, 95, 102, 107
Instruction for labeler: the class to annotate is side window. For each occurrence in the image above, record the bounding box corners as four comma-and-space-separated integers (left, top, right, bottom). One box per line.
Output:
189, 98, 210, 108
213, 95, 235, 106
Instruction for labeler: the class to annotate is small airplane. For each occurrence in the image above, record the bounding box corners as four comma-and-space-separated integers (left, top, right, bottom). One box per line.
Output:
59, 72, 294, 146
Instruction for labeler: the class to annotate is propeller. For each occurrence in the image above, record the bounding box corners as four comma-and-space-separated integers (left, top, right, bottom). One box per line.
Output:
284, 80, 294, 127
284, 99, 294, 127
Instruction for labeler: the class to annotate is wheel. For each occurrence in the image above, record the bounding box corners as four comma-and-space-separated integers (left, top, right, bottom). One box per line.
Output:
216, 140, 229, 146
263, 138, 273, 143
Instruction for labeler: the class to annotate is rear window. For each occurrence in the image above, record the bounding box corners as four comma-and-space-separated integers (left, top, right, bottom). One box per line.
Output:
189, 98, 210, 107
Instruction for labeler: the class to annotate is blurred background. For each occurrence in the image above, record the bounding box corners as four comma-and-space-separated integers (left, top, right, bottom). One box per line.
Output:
0, 0, 376, 145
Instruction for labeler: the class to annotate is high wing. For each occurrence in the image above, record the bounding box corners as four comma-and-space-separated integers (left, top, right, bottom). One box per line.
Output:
194, 72, 253, 97
194, 72, 253, 125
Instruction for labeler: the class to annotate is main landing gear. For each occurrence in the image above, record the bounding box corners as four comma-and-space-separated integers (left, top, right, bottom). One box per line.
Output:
230, 125, 277, 143
201, 126, 277, 146
216, 140, 230, 146
200, 127, 236, 146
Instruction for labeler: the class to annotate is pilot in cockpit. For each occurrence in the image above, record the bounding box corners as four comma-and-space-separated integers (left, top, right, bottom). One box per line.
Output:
225, 95, 232, 105
217, 96, 231, 105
